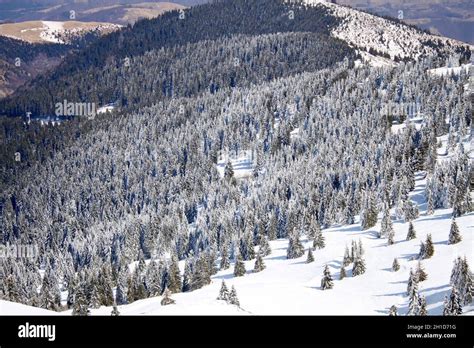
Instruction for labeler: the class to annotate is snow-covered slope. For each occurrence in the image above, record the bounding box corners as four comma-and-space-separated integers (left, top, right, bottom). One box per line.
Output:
0, 20, 121, 44
2, 138, 472, 316
301, 0, 472, 61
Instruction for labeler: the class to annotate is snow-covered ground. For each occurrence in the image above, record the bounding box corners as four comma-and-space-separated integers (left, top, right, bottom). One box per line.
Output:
39, 21, 65, 43
428, 64, 471, 77
301, 0, 472, 61
216, 150, 253, 180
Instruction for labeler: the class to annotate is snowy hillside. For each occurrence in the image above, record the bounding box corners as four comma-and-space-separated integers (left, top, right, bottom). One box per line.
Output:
0, 20, 121, 44
2, 133, 472, 316
302, 0, 472, 61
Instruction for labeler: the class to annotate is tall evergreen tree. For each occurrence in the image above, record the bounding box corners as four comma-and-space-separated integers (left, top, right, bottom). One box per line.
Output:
448, 218, 462, 244
406, 222, 416, 241
443, 287, 462, 316
217, 280, 230, 301
233, 251, 246, 277
321, 265, 333, 290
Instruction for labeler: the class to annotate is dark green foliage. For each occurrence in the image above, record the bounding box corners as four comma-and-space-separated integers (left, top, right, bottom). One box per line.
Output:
321, 265, 333, 290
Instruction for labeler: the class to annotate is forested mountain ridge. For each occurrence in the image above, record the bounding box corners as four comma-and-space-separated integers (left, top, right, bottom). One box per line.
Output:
0, 0, 345, 116
0, 0, 472, 316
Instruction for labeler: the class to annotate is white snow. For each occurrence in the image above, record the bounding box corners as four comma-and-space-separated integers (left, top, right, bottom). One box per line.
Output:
300, 0, 473, 62
39, 21, 65, 44
428, 64, 471, 77
97, 104, 115, 114
216, 150, 253, 180
0, 300, 61, 315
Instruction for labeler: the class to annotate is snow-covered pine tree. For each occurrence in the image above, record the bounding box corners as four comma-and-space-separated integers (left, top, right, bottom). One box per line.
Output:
361, 190, 378, 230
339, 266, 346, 280
352, 256, 366, 277
343, 245, 351, 266
418, 241, 426, 260
233, 251, 246, 277
217, 280, 230, 301
253, 250, 266, 272
182, 258, 194, 292
220, 243, 230, 270
115, 268, 128, 305
321, 265, 333, 290
387, 228, 395, 246
229, 285, 240, 306
306, 248, 314, 263
416, 261, 428, 282
287, 228, 304, 259
392, 258, 400, 272
72, 283, 90, 316
407, 276, 420, 315
418, 295, 428, 316
443, 287, 462, 316
145, 259, 162, 297
407, 269, 417, 296
448, 218, 462, 244
379, 205, 393, 239
259, 236, 272, 256
224, 160, 234, 182
191, 253, 211, 290
313, 223, 325, 250
425, 234, 434, 258
357, 239, 365, 257
161, 287, 176, 306
388, 305, 398, 316
39, 265, 61, 311
406, 222, 416, 241
167, 256, 182, 293
350, 240, 357, 262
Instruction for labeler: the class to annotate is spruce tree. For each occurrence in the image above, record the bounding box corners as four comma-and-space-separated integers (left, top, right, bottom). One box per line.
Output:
167, 256, 182, 293
407, 277, 420, 315
217, 280, 230, 301
224, 160, 234, 182
379, 206, 393, 239
425, 234, 434, 258
418, 241, 426, 260
115, 268, 128, 305
287, 230, 304, 259
339, 266, 346, 280
416, 261, 428, 282
448, 218, 462, 244
406, 222, 416, 241
321, 265, 333, 290
72, 283, 90, 316
388, 305, 398, 316
418, 295, 428, 316
233, 252, 246, 277
253, 250, 266, 272
392, 258, 400, 272
259, 236, 272, 256
220, 244, 230, 270
306, 248, 314, 263
313, 225, 325, 250
443, 287, 462, 316
229, 285, 240, 306
407, 269, 417, 296
343, 246, 351, 266
352, 256, 366, 277
161, 287, 176, 306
